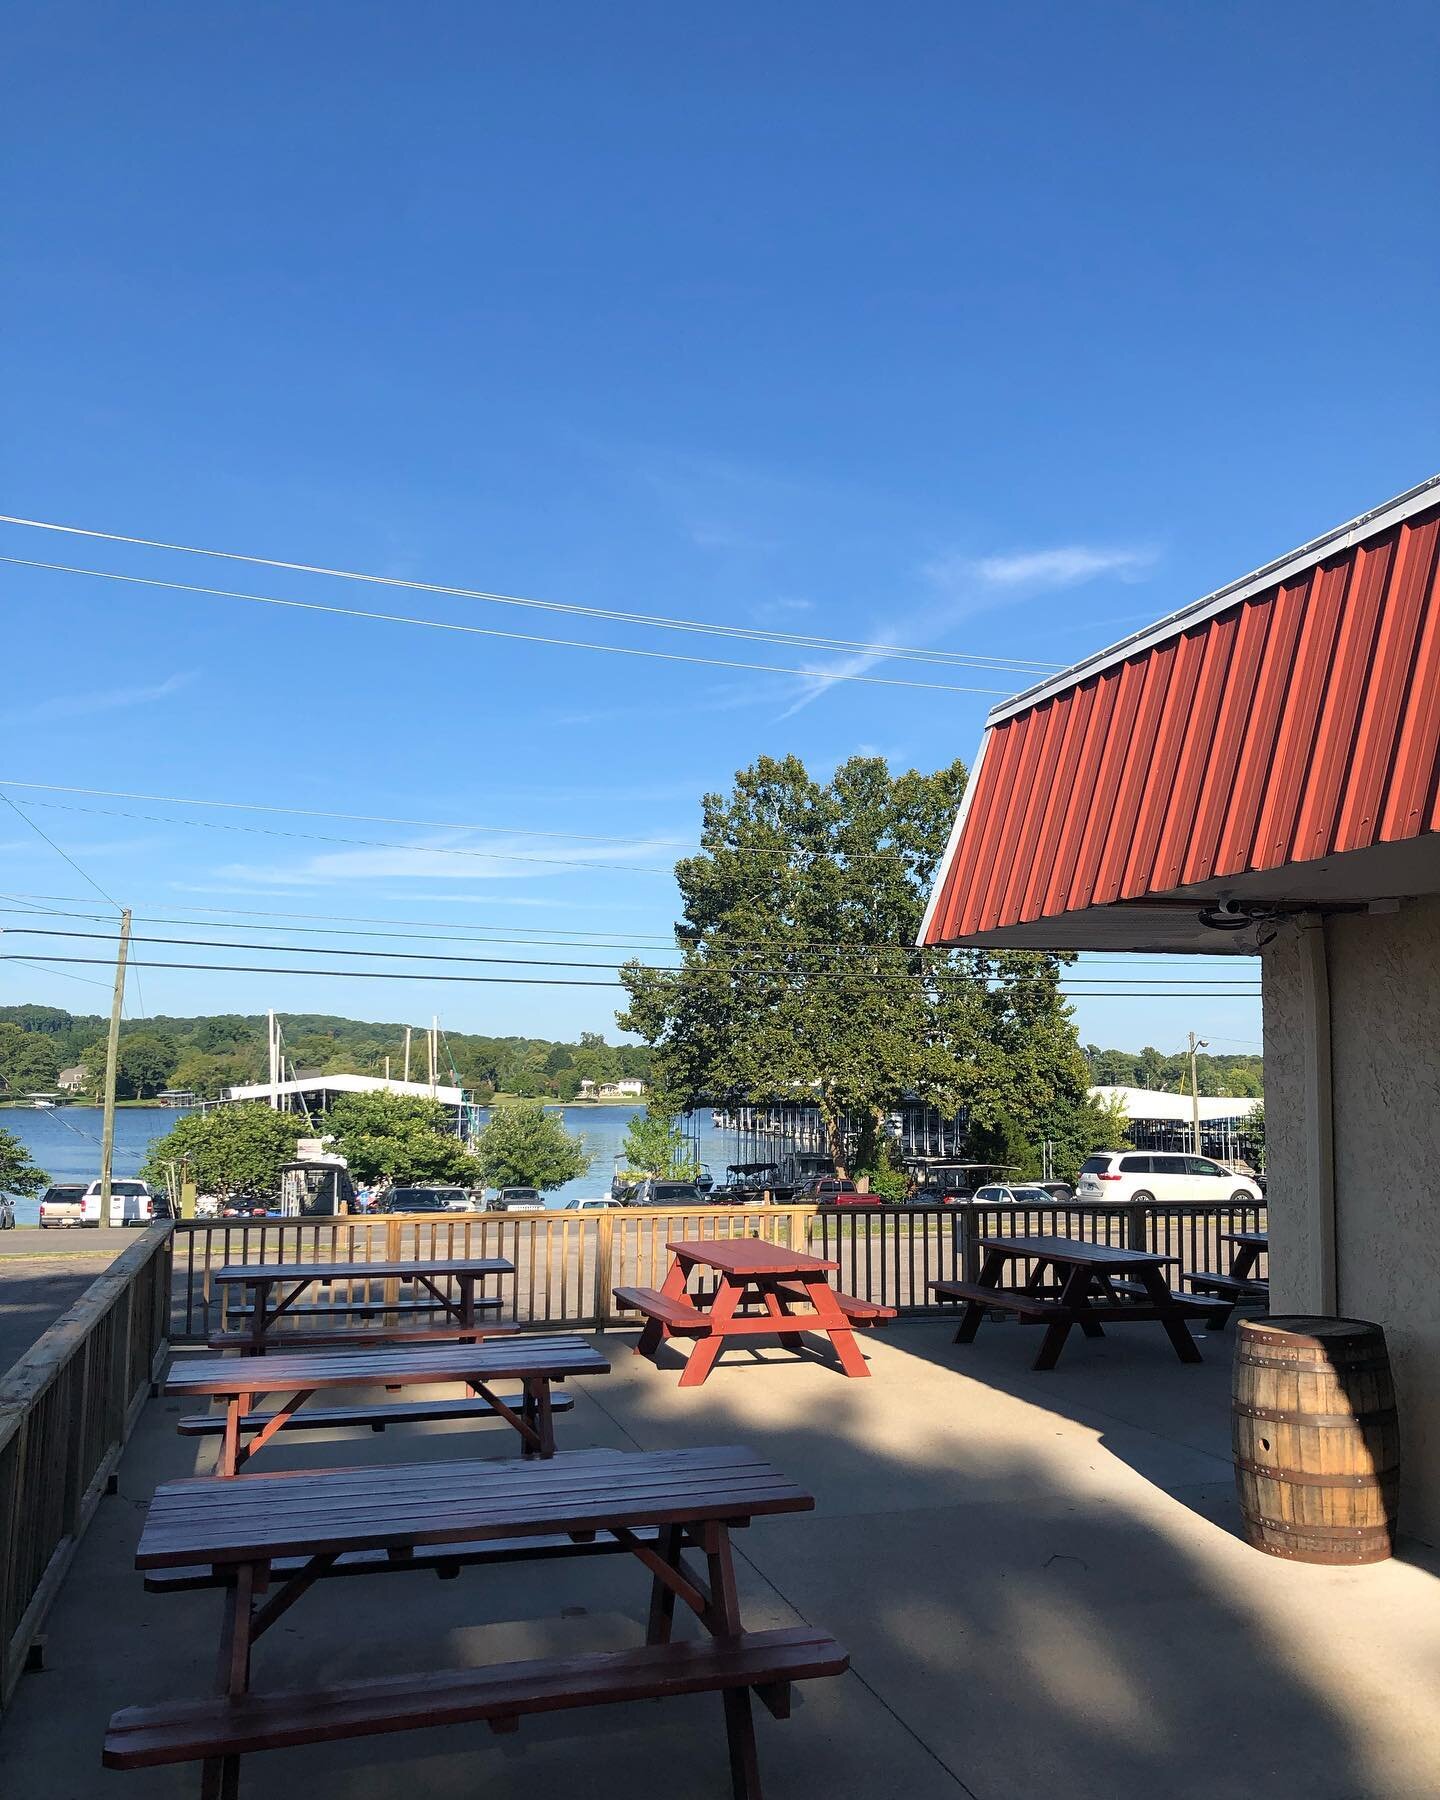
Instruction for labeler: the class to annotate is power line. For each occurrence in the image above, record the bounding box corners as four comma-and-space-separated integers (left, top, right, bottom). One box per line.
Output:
0, 896, 1258, 967
0, 787, 123, 910
1, 956, 1259, 996
1, 925, 1265, 986
0, 556, 1020, 697
2, 954, 113, 990
0, 512, 1062, 674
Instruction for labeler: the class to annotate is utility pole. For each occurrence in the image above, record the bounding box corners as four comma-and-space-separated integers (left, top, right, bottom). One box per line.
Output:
98, 909, 132, 1230
267, 1009, 280, 1109
429, 1015, 439, 1095
1188, 1030, 1208, 1156
403, 1026, 412, 1083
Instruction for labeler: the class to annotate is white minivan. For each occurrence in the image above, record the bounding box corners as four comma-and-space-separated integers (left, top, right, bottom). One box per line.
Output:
1076, 1151, 1261, 1206
81, 1178, 158, 1227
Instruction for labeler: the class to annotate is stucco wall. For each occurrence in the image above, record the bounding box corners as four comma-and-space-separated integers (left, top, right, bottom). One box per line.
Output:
1262, 895, 1440, 1547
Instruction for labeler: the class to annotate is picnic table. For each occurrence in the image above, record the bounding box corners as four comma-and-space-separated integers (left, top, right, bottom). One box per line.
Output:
212, 1257, 515, 1352
1187, 1230, 1269, 1311
104, 1445, 848, 1800
166, 1336, 610, 1474
931, 1234, 1223, 1370
615, 1238, 894, 1387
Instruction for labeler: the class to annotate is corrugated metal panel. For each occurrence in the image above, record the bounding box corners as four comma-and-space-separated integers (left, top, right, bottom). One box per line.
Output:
923, 495, 1440, 945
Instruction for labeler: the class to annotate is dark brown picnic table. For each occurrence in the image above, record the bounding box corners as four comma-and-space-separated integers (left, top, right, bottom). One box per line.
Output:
166, 1336, 610, 1474
616, 1237, 894, 1387
105, 1446, 847, 1800
1221, 1230, 1268, 1280
214, 1257, 514, 1352
931, 1234, 1218, 1370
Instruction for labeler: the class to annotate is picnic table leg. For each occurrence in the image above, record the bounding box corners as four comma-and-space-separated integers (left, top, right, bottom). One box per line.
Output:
1139, 1265, 1203, 1364
645, 1524, 684, 1645
702, 1526, 762, 1800
799, 1277, 868, 1379
200, 1560, 255, 1800
954, 1247, 1008, 1344
217, 1394, 251, 1480
1032, 1266, 1092, 1371
677, 1274, 739, 1388
248, 1278, 270, 1355
759, 1278, 804, 1351
1230, 1243, 1260, 1281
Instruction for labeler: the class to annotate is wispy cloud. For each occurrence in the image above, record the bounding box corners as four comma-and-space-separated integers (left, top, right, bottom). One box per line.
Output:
18, 670, 199, 722
209, 830, 683, 891
955, 545, 1158, 590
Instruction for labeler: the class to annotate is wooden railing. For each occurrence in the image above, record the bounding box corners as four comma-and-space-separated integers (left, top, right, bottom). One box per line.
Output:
171, 1199, 1266, 1340
0, 1223, 171, 1712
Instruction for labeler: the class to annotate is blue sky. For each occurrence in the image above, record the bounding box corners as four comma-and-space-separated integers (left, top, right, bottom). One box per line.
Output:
3, 1, 1437, 1056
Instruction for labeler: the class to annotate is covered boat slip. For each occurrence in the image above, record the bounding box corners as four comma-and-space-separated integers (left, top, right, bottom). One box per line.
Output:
919, 474, 1440, 1545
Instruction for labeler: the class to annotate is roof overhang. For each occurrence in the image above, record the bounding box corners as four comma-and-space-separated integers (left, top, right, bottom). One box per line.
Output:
922, 477, 1440, 953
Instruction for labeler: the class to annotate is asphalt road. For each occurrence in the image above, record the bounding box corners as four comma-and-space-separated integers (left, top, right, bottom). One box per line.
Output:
0, 1228, 135, 1378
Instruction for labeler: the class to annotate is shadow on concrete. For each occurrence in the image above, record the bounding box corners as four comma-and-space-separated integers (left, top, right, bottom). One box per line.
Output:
4, 1319, 1436, 1799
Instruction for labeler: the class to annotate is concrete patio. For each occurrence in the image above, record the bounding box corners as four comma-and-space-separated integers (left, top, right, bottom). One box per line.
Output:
3, 1317, 1439, 1800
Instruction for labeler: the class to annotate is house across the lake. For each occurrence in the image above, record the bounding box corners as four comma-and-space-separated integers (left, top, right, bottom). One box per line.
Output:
578, 1077, 646, 1100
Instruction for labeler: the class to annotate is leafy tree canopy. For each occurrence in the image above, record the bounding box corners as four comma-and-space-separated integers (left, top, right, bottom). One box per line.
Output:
324, 1091, 481, 1185
139, 1105, 304, 1196
620, 1111, 698, 1180
618, 753, 1096, 1176
471, 1101, 590, 1192
0, 1124, 49, 1196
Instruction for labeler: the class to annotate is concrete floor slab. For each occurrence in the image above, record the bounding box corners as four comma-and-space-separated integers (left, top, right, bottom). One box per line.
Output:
4, 1319, 1439, 1800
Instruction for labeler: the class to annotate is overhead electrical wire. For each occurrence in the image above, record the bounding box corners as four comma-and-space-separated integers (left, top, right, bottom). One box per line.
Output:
0, 556, 1021, 697
0, 512, 1061, 674
0, 787, 123, 910
0, 956, 1259, 996
1, 930, 1262, 991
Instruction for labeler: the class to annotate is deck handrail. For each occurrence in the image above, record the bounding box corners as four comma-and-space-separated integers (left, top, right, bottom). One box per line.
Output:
0, 1223, 172, 1712
170, 1199, 1265, 1340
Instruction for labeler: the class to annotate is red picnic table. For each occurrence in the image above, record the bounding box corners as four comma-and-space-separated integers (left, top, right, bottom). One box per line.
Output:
615, 1237, 893, 1387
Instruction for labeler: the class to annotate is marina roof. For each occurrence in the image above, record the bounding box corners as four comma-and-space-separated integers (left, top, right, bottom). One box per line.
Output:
921, 477, 1440, 951
221, 1072, 465, 1107
1089, 1084, 1261, 1123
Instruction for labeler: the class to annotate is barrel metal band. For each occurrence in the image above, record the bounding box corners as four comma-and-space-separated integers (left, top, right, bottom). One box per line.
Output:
1238, 1350, 1392, 1374
1234, 1401, 1398, 1429
1233, 1458, 1393, 1488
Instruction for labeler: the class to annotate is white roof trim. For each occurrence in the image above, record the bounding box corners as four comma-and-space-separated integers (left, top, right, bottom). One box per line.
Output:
986, 474, 1440, 726
917, 729, 990, 946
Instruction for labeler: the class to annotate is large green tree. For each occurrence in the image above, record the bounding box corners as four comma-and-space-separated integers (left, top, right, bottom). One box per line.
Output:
620, 1111, 698, 1179
324, 1091, 481, 1185
0, 1125, 48, 1196
618, 753, 1094, 1175
472, 1101, 590, 1191
140, 1105, 305, 1196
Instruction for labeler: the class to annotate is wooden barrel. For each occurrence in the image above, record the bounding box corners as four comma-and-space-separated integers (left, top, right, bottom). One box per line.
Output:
1232, 1316, 1399, 1563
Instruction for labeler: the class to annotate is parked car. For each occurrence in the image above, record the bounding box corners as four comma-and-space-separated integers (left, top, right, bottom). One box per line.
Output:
563, 1197, 613, 1211
490, 1187, 546, 1211
806, 1176, 865, 1205
378, 1186, 468, 1214
1033, 1180, 1075, 1202
38, 1181, 88, 1227
1075, 1151, 1262, 1206
908, 1164, 1019, 1204
81, 1178, 157, 1227
626, 1180, 704, 1207
972, 1183, 1066, 1205
0, 1193, 14, 1230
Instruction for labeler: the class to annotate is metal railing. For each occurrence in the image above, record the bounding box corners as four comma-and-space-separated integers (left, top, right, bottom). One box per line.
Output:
171, 1199, 1266, 1340
1, 1223, 172, 1711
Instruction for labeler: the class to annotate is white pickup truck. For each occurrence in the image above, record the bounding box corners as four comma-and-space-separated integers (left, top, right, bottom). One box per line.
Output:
81, 1178, 159, 1227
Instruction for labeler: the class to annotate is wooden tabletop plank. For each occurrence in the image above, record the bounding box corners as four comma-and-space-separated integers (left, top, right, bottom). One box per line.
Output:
667, 1239, 838, 1277
214, 1258, 515, 1284
1220, 1231, 1268, 1247
976, 1234, 1170, 1268
136, 1446, 813, 1567
164, 1336, 607, 1396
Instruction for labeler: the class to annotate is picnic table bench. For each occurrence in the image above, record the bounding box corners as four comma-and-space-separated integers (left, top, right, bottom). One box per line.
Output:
616, 1237, 895, 1387
104, 1445, 847, 1799
209, 1257, 514, 1353
166, 1336, 608, 1474
1187, 1230, 1269, 1311
931, 1234, 1218, 1370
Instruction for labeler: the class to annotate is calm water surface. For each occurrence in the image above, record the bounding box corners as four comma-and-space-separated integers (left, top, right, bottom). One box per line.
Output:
1, 1104, 743, 1224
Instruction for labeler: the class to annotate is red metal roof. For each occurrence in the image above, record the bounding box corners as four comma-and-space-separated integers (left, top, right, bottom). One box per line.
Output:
922, 481, 1440, 947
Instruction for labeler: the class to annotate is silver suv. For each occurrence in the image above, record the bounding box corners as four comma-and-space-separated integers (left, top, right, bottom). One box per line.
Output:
1076, 1151, 1261, 1206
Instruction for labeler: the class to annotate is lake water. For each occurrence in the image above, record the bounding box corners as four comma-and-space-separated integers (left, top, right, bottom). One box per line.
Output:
0, 1104, 743, 1223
